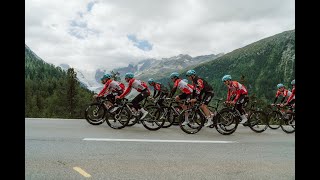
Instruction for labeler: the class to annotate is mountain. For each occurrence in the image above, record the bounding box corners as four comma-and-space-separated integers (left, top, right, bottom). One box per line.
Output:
63, 53, 223, 93
25, 44, 94, 118
111, 53, 223, 82
156, 30, 295, 104
59, 64, 101, 92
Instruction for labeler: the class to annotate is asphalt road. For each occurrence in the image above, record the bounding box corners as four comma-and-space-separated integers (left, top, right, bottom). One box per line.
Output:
25, 118, 295, 180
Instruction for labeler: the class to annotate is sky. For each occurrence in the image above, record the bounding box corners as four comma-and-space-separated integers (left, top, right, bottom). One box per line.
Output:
25, 0, 295, 73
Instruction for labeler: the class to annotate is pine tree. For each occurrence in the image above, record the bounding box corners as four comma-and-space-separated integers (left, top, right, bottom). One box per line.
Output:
67, 68, 77, 118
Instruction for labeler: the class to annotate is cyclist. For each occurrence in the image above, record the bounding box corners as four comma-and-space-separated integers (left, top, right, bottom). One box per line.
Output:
222, 75, 249, 126
281, 79, 295, 108
169, 72, 198, 126
186, 69, 215, 127
272, 83, 293, 106
115, 72, 150, 120
148, 78, 169, 107
94, 73, 125, 111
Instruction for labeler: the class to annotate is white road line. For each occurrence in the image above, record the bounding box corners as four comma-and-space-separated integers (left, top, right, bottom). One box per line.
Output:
73, 167, 91, 178
83, 138, 237, 143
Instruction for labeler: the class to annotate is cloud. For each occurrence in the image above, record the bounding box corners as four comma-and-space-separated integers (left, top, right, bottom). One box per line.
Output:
25, 0, 295, 73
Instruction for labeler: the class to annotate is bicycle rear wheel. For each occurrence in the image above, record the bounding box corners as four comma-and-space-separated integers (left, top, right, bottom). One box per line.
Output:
84, 103, 106, 125
214, 108, 239, 135
179, 109, 205, 134
248, 111, 268, 133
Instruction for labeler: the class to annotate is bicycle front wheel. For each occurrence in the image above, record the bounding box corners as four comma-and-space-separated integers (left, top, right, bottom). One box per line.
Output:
267, 111, 281, 129
280, 112, 295, 133
105, 107, 130, 129
141, 106, 163, 131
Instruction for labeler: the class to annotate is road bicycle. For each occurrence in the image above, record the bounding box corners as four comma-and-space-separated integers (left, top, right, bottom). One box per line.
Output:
116, 98, 164, 131
84, 96, 130, 129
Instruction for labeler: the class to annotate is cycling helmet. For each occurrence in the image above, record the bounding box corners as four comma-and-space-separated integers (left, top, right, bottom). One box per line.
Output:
148, 78, 155, 84
170, 72, 179, 79
182, 79, 188, 83
291, 79, 295, 85
186, 69, 196, 76
222, 75, 232, 82
125, 72, 134, 79
277, 83, 284, 89
101, 73, 111, 81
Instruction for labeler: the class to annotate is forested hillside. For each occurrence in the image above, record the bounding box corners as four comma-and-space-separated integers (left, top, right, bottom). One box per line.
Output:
157, 30, 295, 105
25, 45, 94, 118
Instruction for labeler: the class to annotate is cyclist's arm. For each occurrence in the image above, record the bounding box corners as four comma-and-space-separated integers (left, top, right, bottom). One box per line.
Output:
97, 84, 108, 97
226, 88, 231, 101
286, 88, 295, 104
118, 83, 132, 99
233, 90, 241, 103
169, 87, 177, 98
154, 89, 160, 98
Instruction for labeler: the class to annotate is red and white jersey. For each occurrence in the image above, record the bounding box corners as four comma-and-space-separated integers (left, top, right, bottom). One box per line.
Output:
226, 81, 248, 102
119, 78, 150, 98
97, 80, 125, 97
275, 89, 292, 99
129, 79, 148, 92
173, 79, 194, 94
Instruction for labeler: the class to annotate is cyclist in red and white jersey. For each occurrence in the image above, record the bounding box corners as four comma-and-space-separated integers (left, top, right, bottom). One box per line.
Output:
272, 83, 293, 106
115, 72, 150, 119
283, 79, 295, 107
96, 73, 125, 102
169, 72, 199, 125
222, 75, 249, 126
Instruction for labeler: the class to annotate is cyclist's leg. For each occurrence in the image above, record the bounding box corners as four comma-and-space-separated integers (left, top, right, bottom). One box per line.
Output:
235, 95, 247, 115
131, 90, 149, 119
105, 94, 115, 109
201, 91, 214, 117
236, 94, 249, 124
177, 93, 190, 125
286, 99, 295, 113
158, 92, 166, 107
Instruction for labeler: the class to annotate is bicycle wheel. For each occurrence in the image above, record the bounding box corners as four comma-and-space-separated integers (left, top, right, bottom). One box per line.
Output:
267, 111, 281, 129
84, 103, 106, 125
248, 111, 268, 133
160, 107, 178, 128
179, 109, 205, 134
280, 112, 295, 133
214, 108, 239, 135
141, 106, 163, 131
126, 105, 139, 127
105, 107, 130, 129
